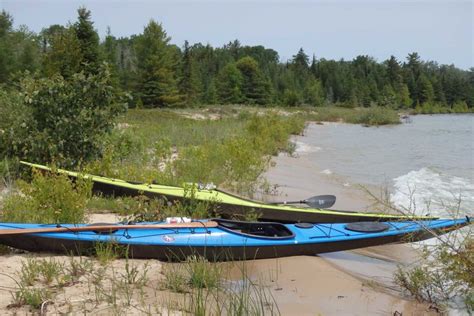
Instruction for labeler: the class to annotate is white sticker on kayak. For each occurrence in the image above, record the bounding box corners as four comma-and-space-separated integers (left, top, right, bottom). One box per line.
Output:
162, 235, 175, 243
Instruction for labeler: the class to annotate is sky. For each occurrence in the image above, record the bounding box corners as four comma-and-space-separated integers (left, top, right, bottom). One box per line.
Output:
2, 0, 473, 69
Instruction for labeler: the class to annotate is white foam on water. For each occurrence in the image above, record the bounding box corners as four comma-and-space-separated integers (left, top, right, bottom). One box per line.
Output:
391, 167, 474, 218
293, 141, 321, 154
320, 169, 332, 175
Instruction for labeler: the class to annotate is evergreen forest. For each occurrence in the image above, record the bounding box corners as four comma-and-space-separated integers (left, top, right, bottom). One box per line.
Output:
1, 8, 472, 112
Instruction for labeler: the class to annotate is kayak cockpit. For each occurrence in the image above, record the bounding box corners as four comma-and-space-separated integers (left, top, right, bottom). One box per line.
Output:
214, 219, 295, 239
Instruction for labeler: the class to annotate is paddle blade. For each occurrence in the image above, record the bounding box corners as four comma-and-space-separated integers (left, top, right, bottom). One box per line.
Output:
304, 195, 336, 208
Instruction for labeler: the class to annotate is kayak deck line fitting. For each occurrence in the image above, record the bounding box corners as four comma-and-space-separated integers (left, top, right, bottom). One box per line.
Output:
20, 161, 440, 223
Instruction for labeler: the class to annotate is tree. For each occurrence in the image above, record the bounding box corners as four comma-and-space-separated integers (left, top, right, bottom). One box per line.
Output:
418, 74, 435, 104
398, 84, 412, 108
42, 27, 82, 78
42, 8, 101, 78
179, 40, 201, 105
1, 64, 127, 167
404, 52, 422, 104
0, 10, 14, 83
386, 55, 402, 86
103, 26, 117, 66
303, 78, 324, 106
293, 48, 309, 70
204, 79, 217, 104
282, 89, 302, 106
135, 20, 180, 107
0, 10, 12, 38
216, 63, 243, 104
291, 48, 311, 89
0, 65, 126, 167
39, 24, 66, 53
406, 52, 422, 79
310, 54, 318, 77
73, 7, 100, 74
236, 56, 271, 105
380, 85, 397, 107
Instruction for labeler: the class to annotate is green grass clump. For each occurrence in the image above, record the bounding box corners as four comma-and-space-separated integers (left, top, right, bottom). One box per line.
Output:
94, 241, 126, 265
1, 170, 91, 223
305, 106, 400, 125
162, 256, 224, 292
11, 287, 51, 310
186, 256, 222, 289
352, 106, 401, 126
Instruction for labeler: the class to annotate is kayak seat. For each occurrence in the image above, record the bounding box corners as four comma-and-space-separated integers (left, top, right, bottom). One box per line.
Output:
87, 223, 119, 235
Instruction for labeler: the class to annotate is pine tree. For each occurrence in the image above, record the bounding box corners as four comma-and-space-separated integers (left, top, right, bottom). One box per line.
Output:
293, 48, 309, 69
404, 52, 422, 104
418, 74, 435, 104
102, 27, 120, 87
42, 27, 82, 78
0, 10, 14, 83
310, 54, 318, 77
386, 55, 402, 86
204, 79, 218, 104
42, 8, 100, 78
217, 63, 243, 104
135, 20, 180, 107
380, 84, 397, 107
398, 84, 412, 108
103, 27, 117, 65
73, 7, 100, 74
406, 52, 422, 79
179, 40, 201, 105
291, 48, 311, 89
236, 56, 271, 105
304, 78, 324, 106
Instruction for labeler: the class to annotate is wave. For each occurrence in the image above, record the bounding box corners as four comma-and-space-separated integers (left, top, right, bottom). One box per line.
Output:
390, 168, 474, 218
293, 141, 321, 154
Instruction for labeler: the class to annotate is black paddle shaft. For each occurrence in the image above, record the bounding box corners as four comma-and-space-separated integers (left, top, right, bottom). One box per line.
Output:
271, 195, 336, 208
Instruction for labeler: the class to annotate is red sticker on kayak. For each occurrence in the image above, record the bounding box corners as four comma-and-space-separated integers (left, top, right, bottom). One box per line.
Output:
162, 235, 175, 243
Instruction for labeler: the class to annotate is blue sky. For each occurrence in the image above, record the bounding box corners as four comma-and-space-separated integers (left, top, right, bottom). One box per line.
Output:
2, 0, 472, 69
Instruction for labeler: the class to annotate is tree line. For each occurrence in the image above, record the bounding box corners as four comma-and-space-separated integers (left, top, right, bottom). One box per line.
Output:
1, 8, 473, 111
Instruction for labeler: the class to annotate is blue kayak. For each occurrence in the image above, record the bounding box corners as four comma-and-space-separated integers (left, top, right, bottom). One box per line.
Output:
0, 218, 469, 261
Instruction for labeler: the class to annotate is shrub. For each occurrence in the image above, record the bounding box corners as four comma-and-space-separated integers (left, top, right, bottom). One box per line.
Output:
395, 235, 473, 312
2, 170, 91, 223
0, 64, 127, 168
353, 106, 400, 125
452, 101, 469, 113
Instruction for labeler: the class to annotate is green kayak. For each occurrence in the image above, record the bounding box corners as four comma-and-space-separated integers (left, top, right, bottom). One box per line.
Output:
20, 161, 438, 223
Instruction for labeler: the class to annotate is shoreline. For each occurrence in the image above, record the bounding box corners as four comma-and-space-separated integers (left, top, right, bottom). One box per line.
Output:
254, 121, 433, 315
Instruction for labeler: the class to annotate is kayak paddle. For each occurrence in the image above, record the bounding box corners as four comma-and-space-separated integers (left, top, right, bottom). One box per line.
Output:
0, 221, 219, 235
270, 195, 336, 208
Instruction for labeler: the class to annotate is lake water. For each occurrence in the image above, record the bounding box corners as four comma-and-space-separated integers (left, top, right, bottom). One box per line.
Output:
296, 114, 474, 217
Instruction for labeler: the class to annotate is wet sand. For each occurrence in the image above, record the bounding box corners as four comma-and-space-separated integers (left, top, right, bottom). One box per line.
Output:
256, 122, 433, 315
